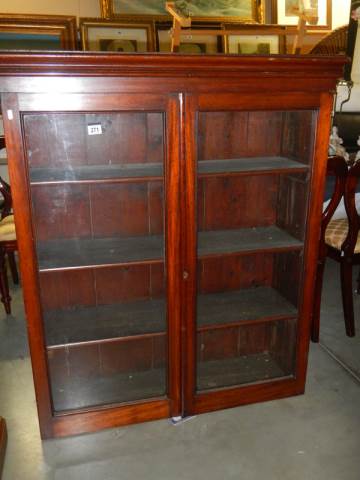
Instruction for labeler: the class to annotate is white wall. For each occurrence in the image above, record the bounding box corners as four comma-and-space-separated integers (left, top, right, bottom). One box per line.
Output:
0, 1, 351, 28
0, 0, 100, 19
336, 16, 360, 112
332, 0, 351, 29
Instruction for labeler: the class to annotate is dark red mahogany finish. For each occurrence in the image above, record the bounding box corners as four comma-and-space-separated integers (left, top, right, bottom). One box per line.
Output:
0, 52, 346, 438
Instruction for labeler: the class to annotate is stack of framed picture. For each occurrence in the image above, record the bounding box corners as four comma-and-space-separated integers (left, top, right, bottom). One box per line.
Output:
82, 0, 332, 54
80, 19, 290, 54
0, 2, 333, 55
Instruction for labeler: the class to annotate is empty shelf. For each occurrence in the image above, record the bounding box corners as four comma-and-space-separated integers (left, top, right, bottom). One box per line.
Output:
37, 226, 302, 271
49, 367, 166, 413
197, 353, 290, 391
198, 157, 308, 176
45, 299, 166, 347
198, 226, 303, 257
44, 286, 295, 348
37, 235, 164, 270
197, 287, 297, 328
30, 163, 163, 183
30, 157, 308, 184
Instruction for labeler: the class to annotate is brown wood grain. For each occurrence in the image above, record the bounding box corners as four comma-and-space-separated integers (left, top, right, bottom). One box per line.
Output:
199, 175, 278, 230
0, 54, 346, 438
0, 51, 346, 81
198, 253, 274, 293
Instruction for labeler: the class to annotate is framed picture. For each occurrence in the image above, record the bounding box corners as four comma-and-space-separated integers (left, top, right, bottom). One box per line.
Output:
224, 24, 286, 54
100, 0, 264, 23
80, 18, 155, 52
155, 22, 223, 53
0, 14, 77, 50
271, 0, 331, 29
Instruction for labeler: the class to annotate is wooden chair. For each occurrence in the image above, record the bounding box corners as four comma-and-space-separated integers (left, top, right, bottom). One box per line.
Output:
0, 176, 18, 315
309, 25, 348, 55
311, 156, 360, 342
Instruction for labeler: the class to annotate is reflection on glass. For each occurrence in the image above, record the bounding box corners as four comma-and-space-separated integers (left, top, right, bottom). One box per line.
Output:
24, 112, 167, 411
195, 110, 314, 391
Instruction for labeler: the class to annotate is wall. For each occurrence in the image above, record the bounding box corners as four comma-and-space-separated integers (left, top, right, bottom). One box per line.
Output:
0, 1, 351, 29
332, 0, 351, 29
0, 0, 100, 18
0, 0, 357, 111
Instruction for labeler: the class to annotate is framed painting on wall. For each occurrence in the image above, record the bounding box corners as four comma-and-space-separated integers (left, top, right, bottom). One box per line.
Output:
80, 18, 155, 52
0, 14, 77, 50
271, 0, 331, 28
100, 0, 264, 23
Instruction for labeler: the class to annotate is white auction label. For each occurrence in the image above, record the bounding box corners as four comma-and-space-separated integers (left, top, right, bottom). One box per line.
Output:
87, 124, 102, 135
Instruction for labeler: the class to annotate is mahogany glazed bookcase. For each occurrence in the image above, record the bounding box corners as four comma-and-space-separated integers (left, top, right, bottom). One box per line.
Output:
0, 52, 345, 438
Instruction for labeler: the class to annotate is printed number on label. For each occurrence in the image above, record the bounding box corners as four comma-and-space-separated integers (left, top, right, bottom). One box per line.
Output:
87, 124, 102, 135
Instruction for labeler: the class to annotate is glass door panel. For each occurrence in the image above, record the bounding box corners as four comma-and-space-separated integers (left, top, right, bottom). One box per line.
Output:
24, 111, 167, 412
195, 110, 316, 392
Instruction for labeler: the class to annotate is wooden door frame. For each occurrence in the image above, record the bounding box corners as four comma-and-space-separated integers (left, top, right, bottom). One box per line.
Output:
1, 92, 182, 437
181, 91, 332, 416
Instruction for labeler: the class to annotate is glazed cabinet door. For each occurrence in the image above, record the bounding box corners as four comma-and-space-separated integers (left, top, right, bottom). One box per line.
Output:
183, 93, 327, 415
3, 93, 181, 437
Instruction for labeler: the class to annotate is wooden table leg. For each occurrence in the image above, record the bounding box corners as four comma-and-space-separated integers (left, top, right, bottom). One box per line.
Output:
0, 417, 7, 479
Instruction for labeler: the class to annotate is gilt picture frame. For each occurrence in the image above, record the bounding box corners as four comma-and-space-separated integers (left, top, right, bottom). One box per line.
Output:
100, 0, 264, 23
80, 18, 155, 52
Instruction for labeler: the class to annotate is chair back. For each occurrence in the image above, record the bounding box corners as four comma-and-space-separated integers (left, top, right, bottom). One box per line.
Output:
0, 176, 12, 220
309, 25, 348, 55
342, 161, 360, 254
322, 156, 348, 235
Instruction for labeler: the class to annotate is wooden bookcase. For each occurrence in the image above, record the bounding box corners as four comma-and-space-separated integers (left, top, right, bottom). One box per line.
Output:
0, 52, 345, 438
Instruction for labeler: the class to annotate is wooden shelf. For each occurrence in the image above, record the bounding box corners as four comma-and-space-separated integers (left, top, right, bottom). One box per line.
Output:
44, 286, 296, 348
197, 353, 290, 391
29, 157, 307, 185
45, 298, 166, 347
50, 351, 288, 412
49, 367, 166, 413
198, 226, 303, 257
37, 235, 164, 271
197, 287, 297, 329
198, 157, 308, 176
30, 163, 163, 184
37, 226, 303, 271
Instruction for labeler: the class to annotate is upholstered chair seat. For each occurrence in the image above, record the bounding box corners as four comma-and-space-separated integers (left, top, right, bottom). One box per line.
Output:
325, 218, 360, 253
0, 215, 16, 242
0, 177, 19, 314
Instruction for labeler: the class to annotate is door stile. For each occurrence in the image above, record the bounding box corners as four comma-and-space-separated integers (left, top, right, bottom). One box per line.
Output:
181, 94, 199, 415
165, 95, 182, 417
1, 93, 54, 438
3, 92, 182, 437
295, 92, 334, 386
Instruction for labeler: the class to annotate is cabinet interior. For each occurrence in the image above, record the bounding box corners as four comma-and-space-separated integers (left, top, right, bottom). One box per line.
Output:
22, 108, 314, 413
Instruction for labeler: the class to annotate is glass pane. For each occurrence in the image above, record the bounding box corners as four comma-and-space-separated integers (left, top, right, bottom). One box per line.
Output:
24, 112, 167, 412
196, 110, 315, 391
197, 319, 297, 391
